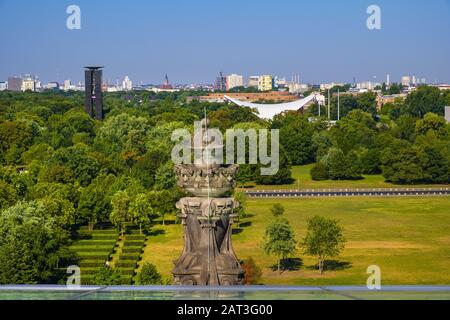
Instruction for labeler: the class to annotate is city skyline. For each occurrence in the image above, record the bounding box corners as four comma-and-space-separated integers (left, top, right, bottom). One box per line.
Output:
1, 0, 450, 84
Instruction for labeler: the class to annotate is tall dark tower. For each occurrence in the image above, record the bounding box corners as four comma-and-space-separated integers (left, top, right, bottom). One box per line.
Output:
84, 66, 104, 120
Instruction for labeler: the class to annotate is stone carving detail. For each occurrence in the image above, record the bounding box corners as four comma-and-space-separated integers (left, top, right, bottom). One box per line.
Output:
172, 118, 244, 286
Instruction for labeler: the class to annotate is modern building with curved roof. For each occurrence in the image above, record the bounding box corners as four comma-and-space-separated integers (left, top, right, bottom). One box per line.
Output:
224, 93, 325, 119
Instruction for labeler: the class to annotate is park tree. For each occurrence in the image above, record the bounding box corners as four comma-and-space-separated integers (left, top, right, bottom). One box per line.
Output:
78, 174, 117, 230
0, 180, 17, 210
129, 193, 158, 235
381, 145, 424, 184
391, 114, 417, 142
233, 191, 248, 228
322, 147, 362, 180
301, 216, 346, 275
0, 201, 73, 284
310, 162, 329, 181
262, 218, 297, 273
356, 92, 377, 116
149, 190, 175, 226
331, 110, 377, 154
415, 112, 448, 138
403, 86, 446, 117
46, 144, 100, 187
311, 131, 333, 162
273, 112, 315, 165
111, 190, 131, 236
270, 203, 285, 217
154, 161, 177, 190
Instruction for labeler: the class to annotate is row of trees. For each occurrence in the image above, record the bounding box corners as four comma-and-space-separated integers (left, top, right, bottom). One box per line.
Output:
262, 204, 346, 275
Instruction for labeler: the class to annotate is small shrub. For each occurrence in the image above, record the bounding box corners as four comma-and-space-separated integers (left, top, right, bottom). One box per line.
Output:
242, 257, 262, 285
92, 267, 122, 285
310, 162, 329, 181
137, 263, 163, 285
270, 204, 285, 217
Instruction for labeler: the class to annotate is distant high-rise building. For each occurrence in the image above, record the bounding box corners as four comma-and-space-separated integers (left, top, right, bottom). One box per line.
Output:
258, 75, 273, 92
0, 82, 7, 91
45, 82, 59, 90
64, 80, 72, 91
445, 106, 450, 123
20, 74, 37, 92
84, 66, 104, 120
386, 74, 390, 86
401, 76, 411, 87
412, 75, 417, 86
122, 76, 133, 91
226, 74, 243, 91
247, 76, 259, 88
214, 72, 227, 92
7, 77, 22, 91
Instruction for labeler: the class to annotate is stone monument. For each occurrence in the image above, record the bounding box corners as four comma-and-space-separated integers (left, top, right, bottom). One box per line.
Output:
172, 119, 244, 286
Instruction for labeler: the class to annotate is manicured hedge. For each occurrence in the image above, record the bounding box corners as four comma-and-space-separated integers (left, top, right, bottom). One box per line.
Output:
122, 247, 142, 254
70, 246, 114, 252
78, 254, 110, 260
80, 268, 101, 275
90, 235, 118, 240
124, 241, 145, 247
117, 268, 135, 276
119, 254, 140, 261
73, 240, 117, 246
116, 261, 137, 268
125, 235, 146, 241
79, 261, 106, 268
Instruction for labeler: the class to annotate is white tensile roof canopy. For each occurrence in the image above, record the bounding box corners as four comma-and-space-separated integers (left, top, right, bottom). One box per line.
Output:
224, 93, 325, 119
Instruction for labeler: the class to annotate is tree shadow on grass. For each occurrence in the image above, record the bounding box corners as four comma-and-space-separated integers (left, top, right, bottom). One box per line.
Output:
148, 229, 166, 237
232, 228, 243, 235
239, 221, 252, 228
306, 260, 352, 272
270, 258, 303, 273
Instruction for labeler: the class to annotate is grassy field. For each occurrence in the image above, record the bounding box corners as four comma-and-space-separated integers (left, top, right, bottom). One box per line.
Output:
139, 196, 450, 285
238, 165, 449, 190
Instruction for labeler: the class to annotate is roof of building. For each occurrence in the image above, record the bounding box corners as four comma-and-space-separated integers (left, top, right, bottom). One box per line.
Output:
224, 93, 324, 119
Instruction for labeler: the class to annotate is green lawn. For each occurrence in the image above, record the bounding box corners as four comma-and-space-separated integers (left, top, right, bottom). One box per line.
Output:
140, 196, 450, 285
238, 165, 449, 190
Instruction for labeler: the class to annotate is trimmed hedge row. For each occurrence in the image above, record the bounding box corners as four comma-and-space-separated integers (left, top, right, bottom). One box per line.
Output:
70, 246, 114, 252
117, 268, 135, 276
73, 240, 117, 246
116, 261, 137, 268
79, 261, 106, 268
80, 268, 101, 275
119, 254, 140, 261
124, 241, 145, 247
125, 235, 146, 241
121, 247, 142, 254
76, 235, 118, 241
78, 254, 110, 260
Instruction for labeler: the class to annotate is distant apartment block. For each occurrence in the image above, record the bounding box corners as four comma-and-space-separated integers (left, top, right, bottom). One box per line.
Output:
0, 82, 7, 91
401, 76, 411, 87
247, 76, 259, 88
214, 72, 227, 91
258, 75, 273, 91
7, 77, 22, 91
226, 74, 243, 90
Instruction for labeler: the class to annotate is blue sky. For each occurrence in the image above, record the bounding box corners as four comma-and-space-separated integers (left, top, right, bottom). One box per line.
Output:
0, 0, 449, 84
